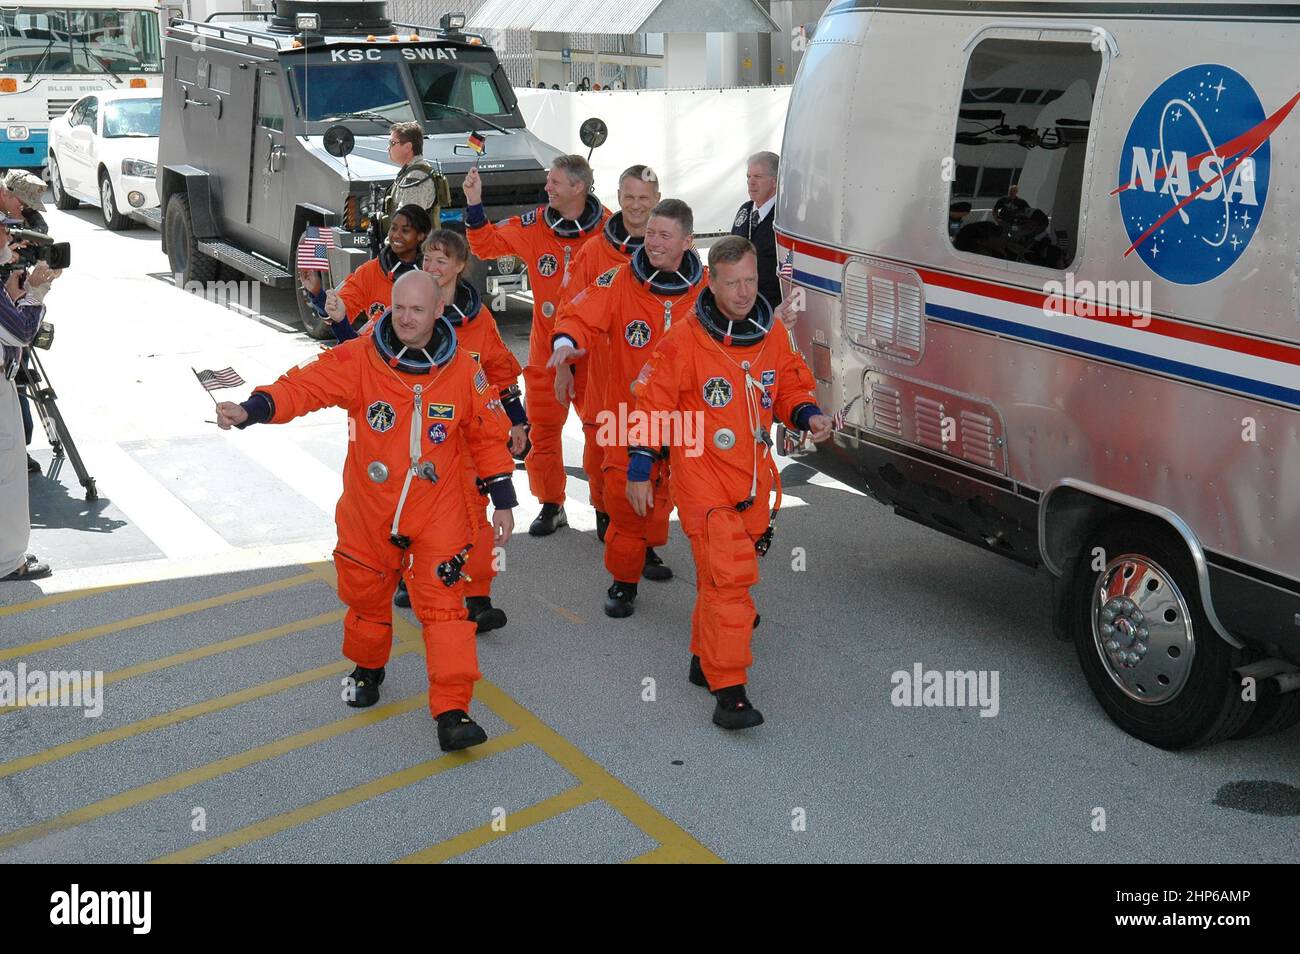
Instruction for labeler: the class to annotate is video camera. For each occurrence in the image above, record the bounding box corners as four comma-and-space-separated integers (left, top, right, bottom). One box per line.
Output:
2, 228, 72, 273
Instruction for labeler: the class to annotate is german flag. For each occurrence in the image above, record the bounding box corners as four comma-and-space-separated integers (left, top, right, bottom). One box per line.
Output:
467, 131, 486, 155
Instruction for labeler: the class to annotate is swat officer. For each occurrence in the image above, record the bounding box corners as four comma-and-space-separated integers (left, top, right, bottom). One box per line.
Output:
730, 151, 781, 310
384, 121, 450, 234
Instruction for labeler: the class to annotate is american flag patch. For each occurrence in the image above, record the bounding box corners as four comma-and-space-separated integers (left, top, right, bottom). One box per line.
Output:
295, 225, 335, 272
779, 249, 794, 281
473, 368, 488, 394
194, 367, 245, 391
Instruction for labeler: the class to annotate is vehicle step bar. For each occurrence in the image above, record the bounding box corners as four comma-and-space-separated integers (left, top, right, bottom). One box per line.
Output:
129, 206, 162, 231
196, 240, 294, 288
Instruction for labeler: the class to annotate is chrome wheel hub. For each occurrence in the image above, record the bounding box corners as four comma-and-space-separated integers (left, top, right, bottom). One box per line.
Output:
1092, 553, 1195, 704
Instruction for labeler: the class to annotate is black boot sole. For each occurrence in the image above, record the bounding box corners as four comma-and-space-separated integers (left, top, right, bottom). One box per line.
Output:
529, 509, 568, 537
472, 607, 508, 633
439, 724, 488, 752
712, 705, 765, 730
604, 599, 635, 619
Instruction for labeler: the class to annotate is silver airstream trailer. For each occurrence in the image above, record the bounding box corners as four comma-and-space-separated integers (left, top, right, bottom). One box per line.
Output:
779, 0, 1300, 747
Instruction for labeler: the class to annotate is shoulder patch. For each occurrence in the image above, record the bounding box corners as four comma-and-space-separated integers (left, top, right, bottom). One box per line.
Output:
521, 210, 538, 227
595, 267, 618, 287
473, 368, 488, 394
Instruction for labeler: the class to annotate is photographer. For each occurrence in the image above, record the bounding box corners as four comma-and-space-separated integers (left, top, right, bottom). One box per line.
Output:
0, 216, 60, 582
1, 171, 51, 472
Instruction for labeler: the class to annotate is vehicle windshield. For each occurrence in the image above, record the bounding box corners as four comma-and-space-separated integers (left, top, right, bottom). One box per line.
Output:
409, 60, 511, 125
0, 7, 161, 74
103, 97, 160, 137
289, 62, 417, 124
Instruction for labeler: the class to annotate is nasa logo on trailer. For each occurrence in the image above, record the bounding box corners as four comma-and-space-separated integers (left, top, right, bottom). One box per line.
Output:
536, 253, 558, 277
1115, 65, 1298, 285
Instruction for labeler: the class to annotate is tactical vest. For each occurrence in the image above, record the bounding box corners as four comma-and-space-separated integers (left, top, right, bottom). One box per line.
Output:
383, 157, 451, 232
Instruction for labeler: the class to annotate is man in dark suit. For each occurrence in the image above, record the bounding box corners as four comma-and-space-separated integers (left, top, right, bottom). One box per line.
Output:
729, 151, 781, 308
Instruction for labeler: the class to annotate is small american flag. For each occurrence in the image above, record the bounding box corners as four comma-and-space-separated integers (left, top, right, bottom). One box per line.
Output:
194, 367, 246, 392
778, 248, 794, 281
831, 395, 861, 430
296, 225, 335, 272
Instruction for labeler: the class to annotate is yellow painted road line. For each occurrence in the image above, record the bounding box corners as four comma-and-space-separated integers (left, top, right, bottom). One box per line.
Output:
0, 654, 369, 780
1, 610, 345, 712
0, 570, 322, 663
150, 729, 533, 864
0, 687, 426, 853
534, 593, 586, 626
0, 582, 133, 620
396, 784, 598, 864
390, 616, 722, 865
626, 844, 710, 864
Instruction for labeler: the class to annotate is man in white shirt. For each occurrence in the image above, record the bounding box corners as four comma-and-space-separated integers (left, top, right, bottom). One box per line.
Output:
729, 151, 781, 309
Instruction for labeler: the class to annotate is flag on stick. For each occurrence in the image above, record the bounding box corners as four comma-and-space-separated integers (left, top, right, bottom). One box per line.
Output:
295, 225, 335, 272
467, 131, 486, 155
193, 367, 246, 405
831, 395, 861, 431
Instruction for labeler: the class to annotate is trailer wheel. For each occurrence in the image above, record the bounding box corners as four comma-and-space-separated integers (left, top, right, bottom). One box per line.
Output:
49, 155, 78, 210
165, 194, 219, 285
1069, 518, 1251, 749
291, 228, 335, 340
1232, 689, 1300, 739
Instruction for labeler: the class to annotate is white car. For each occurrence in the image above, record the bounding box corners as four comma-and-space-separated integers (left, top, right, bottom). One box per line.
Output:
47, 89, 161, 231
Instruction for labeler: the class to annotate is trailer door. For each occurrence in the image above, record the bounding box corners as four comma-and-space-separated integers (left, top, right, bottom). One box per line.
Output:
249, 68, 287, 244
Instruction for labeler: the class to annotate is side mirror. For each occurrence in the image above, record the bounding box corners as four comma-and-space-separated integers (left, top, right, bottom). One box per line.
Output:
323, 123, 355, 158
578, 117, 607, 151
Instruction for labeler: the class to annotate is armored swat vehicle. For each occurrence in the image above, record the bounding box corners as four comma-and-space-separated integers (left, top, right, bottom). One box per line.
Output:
154, 0, 561, 337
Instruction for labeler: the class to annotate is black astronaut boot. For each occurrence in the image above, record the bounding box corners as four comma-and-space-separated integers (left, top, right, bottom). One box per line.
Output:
466, 596, 507, 634
604, 580, 638, 618
436, 709, 488, 752
393, 579, 411, 608
529, 503, 568, 537
689, 655, 708, 688
345, 665, 385, 708
642, 547, 673, 581
712, 684, 764, 730
595, 510, 610, 543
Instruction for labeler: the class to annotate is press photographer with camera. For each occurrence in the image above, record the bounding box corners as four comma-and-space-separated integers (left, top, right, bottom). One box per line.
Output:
0, 215, 62, 582
2, 171, 52, 472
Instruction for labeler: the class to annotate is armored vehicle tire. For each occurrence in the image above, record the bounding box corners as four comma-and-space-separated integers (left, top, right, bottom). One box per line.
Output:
291, 230, 335, 340
1232, 688, 1300, 739
99, 172, 131, 231
49, 155, 78, 210
165, 195, 220, 285
1068, 518, 1251, 749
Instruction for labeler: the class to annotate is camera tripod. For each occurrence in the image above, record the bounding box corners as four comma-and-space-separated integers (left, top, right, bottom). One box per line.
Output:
18, 348, 97, 500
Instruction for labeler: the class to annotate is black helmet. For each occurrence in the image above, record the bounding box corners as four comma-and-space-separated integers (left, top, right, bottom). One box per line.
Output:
372, 310, 457, 374
628, 245, 704, 296
694, 287, 774, 347
442, 278, 482, 327
543, 194, 605, 239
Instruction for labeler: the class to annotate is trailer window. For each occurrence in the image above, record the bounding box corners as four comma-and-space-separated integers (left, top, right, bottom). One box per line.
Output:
948, 39, 1100, 269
